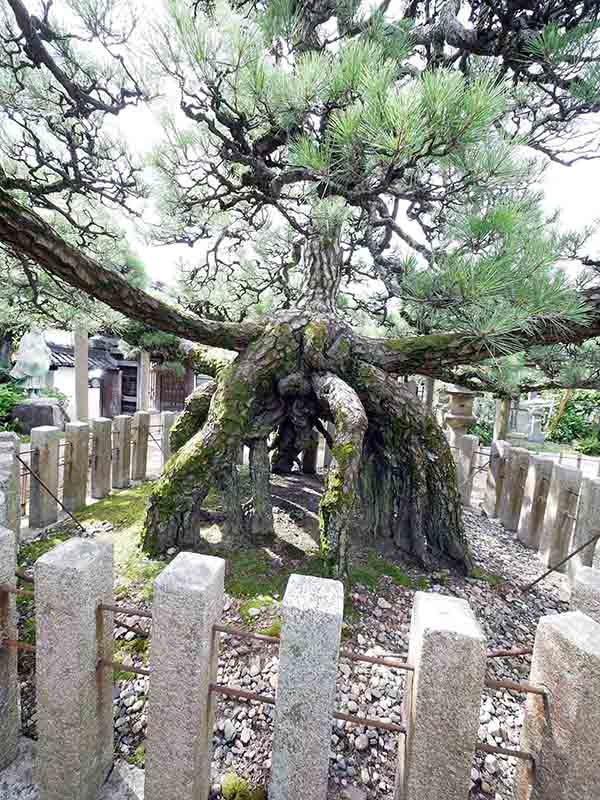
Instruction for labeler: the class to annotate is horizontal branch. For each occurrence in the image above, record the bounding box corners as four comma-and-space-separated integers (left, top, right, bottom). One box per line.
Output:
355, 300, 600, 372
0, 189, 265, 351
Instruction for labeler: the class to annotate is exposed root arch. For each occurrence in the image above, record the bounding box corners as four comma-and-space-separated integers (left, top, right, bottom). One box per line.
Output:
312, 371, 367, 577
353, 363, 471, 570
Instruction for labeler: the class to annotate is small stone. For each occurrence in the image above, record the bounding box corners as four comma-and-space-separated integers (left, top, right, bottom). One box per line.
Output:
354, 734, 369, 752
377, 597, 391, 610
167, 547, 177, 555
240, 727, 251, 745
484, 754, 498, 774
347, 700, 358, 714
224, 720, 236, 742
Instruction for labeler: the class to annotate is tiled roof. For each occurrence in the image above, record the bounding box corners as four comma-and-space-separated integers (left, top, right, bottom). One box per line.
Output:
49, 343, 119, 370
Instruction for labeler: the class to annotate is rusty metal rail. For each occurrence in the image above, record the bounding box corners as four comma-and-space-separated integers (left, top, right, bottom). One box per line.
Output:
523, 531, 600, 592
209, 682, 406, 733
0, 584, 33, 597
100, 658, 151, 677
98, 602, 153, 620
485, 678, 546, 697
477, 742, 534, 764
1, 638, 36, 652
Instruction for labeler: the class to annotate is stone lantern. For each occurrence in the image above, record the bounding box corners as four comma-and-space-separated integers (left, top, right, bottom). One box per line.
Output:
445, 385, 479, 447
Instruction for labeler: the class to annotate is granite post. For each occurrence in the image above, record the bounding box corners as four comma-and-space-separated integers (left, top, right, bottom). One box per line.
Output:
91, 418, 112, 499
539, 464, 582, 571
62, 421, 89, 512
131, 411, 150, 481
29, 425, 60, 529
73, 328, 89, 422
136, 351, 151, 412
270, 575, 344, 800
0, 432, 21, 541
493, 398, 510, 441
395, 593, 486, 800
112, 415, 132, 489
144, 553, 225, 800
0, 526, 18, 770
457, 433, 479, 506
567, 475, 600, 582
499, 447, 530, 532
517, 455, 553, 550
570, 567, 600, 623
514, 611, 600, 800
483, 440, 509, 519
35, 539, 114, 800
160, 411, 176, 466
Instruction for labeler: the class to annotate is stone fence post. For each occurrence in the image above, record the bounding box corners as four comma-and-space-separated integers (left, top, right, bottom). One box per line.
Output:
62, 421, 89, 512
270, 575, 344, 800
91, 418, 112, 499
29, 425, 60, 529
112, 415, 132, 489
514, 611, 600, 800
395, 592, 486, 800
567, 475, 600, 582
539, 463, 582, 571
0, 526, 18, 770
517, 455, 553, 550
570, 567, 600, 623
0, 432, 20, 542
483, 440, 509, 519
132, 410, 150, 481
145, 553, 225, 800
499, 447, 529, 532
35, 538, 114, 800
456, 433, 478, 506
160, 411, 176, 467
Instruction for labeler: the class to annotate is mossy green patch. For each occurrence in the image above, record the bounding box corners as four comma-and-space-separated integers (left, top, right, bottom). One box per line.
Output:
469, 567, 504, 588
221, 772, 265, 800
383, 333, 455, 355
258, 620, 282, 638
127, 744, 145, 769
239, 595, 277, 625
350, 550, 430, 592
18, 532, 71, 568
114, 637, 150, 663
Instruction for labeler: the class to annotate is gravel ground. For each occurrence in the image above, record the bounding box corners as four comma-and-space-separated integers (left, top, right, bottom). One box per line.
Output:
14, 495, 568, 800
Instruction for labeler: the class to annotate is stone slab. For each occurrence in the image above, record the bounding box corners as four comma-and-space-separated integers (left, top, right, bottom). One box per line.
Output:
396, 592, 486, 800
570, 566, 600, 624
0, 738, 144, 800
517, 455, 553, 550
270, 574, 344, 800
539, 464, 582, 572
514, 611, 600, 800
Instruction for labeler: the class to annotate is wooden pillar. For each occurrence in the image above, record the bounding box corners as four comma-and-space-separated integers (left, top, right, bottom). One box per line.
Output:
136, 351, 150, 411
493, 398, 510, 441
100, 369, 122, 418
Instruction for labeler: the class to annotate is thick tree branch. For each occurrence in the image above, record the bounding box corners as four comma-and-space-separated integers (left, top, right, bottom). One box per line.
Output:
0, 189, 265, 351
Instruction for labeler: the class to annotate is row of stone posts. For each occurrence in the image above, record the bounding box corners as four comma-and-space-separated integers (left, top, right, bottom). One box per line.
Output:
3, 532, 599, 799
18, 410, 177, 530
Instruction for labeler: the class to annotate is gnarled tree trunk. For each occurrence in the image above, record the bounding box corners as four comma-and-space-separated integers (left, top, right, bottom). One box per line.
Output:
141, 230, 471, 577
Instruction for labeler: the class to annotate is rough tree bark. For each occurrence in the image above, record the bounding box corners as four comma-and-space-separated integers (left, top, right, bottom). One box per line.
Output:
140, 229, 472, 577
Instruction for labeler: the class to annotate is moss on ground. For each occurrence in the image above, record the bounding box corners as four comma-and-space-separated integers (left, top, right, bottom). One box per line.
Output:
239, 595, 277, 625
127, 744, 145, 769
469, 566, 504, 589
18, 532, 71, 568
350, 550, 430, 592
221, 772, 265, 800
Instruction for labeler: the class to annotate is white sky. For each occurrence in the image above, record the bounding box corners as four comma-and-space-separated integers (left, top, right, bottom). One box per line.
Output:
116, 83, 600, 286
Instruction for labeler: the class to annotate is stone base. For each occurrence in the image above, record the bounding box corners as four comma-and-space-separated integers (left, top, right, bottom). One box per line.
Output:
10, 401, 68, 435
0, 738, 144, 799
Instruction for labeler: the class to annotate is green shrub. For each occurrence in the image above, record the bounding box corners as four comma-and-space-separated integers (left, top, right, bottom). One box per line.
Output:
574, 435, 600, 456
467, 420, 493, 446
546, 390, 600, 444
0, 383, 26, 422
221, 773, 265, 800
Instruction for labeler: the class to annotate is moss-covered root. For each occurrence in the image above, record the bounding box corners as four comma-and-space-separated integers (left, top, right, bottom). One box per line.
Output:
248, 438, 274, 539
355, 363, 471, 571
142, 324, 301, 555
169, 379, 216, 454
312, 372, 367, 579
